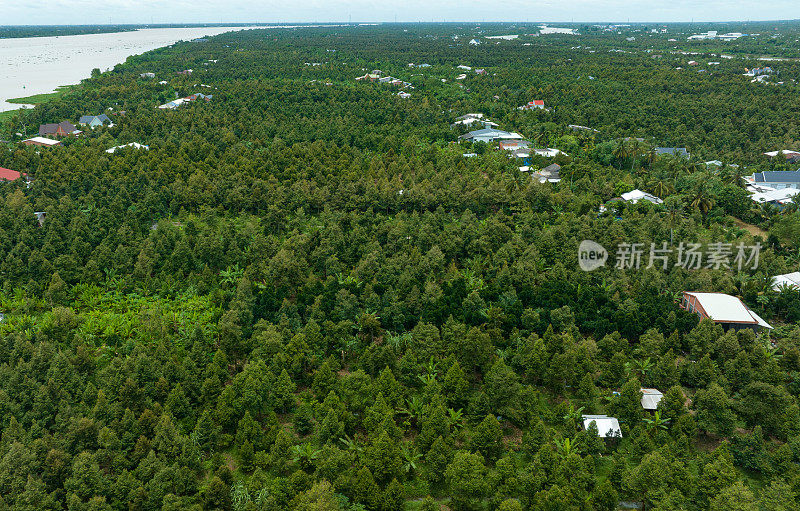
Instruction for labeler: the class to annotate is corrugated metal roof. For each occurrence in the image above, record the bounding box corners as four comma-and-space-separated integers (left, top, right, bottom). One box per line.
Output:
640, 388, 663, 410
685, 292, 772, 328
582, 415, 622, 438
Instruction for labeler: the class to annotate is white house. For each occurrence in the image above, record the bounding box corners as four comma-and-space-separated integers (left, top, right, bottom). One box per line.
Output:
532, 148, 567, 158
640, 388, 663, 410
106, 142, 150, 154
749, 170, 800, 190
459, 128, 523, 143
681, 292, 772, 331
469, 39, 481, 46
772, 272, 800, 291
620, 189, 664, 205
582, 415, 622, 438
749, 188, 798, 206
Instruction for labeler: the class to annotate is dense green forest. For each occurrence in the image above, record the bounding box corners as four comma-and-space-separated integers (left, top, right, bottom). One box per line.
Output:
0, 22, 799, 510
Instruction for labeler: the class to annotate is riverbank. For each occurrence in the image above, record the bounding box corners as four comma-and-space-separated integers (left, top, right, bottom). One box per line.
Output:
0, 26, 261, 113
6, 85, 75, 106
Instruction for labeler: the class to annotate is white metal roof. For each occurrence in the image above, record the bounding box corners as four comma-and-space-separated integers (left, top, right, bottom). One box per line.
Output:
582, 415, 622, 438
773, 272, 800, 291
751, 188, 798, 204
621, 189, 663, 204
685, 292, 773, 329
23, 137, 60, 146
640, 388, 663, 410
106, 142, 149, 154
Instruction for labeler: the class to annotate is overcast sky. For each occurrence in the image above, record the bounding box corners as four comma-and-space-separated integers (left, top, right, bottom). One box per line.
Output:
2, 0, 799, 25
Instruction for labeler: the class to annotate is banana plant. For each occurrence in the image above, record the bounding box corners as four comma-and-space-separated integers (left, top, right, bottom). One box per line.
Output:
643, 411, 671, 431
553, 437, 579, 459
290, 444, 321, 471
562, 404, 585, 423
339, 433, 363, 454
447, 408, 464, 431
399, 396, 426, 428
401, 444, 422, 475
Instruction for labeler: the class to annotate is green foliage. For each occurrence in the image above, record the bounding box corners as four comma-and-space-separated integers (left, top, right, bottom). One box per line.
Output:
0, 23, 798, 511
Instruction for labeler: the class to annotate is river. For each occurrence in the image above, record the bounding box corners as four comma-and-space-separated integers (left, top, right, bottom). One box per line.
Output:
0, 26, 262, 112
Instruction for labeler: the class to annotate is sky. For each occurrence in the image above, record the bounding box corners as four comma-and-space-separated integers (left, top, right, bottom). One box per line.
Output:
1, 0, 799, 25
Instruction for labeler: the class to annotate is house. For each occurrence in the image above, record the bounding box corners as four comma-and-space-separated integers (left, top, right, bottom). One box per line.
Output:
356, 73, 380, 82
456, 74, 467, 80
528, 163, 561, 183
158, 98, 188, 109
454, 118, 498, 129
177, 69, 193, 75
511, 148, 531, 159
158, 93, 212, 110
459, 129, 524, 143
457, 65, 472, 70
745, 67, 773, 77
656, 147, 690, 158
0, 167, 28, 183
34, 212, 46, 227
750, 170, 800, 190
772, 272, 800, 292
532, 148, 567, 158
582, 415, 622, 438
39, 121, 80, 138
455, 113, 484, 121
106, 142, 149, 153
140, 72, 155, 79
568, 124, 599, 132
475, 69, 486, 75
498, 140, 531, 151
749, 188, 798, 206
621, 189, 664, 205
469, 39, 480, 45
397, 91, 411, 99
763, 150, 800, 163
22, 137, 62, 147
78, 114, 111, 128
640, 388, 663, 410
680, 292, 772, 331
519, 100, 545, 110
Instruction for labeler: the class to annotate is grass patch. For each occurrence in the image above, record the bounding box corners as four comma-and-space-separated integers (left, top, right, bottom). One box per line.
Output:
0, 109, 20, 124
7, 85, 75, 105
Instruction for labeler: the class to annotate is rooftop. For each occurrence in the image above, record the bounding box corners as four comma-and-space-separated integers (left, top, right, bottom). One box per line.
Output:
640, 388, 663, 410
582, 415, 622, 438
684, 292, 772, 329
753, 170, 800, 184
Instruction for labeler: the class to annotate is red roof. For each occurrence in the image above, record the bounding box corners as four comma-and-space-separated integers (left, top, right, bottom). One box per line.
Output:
533, 100, 544, 105
0, 167, 22, 181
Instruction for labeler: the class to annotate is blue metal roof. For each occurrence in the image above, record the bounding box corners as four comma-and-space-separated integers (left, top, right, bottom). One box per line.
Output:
754, 170, 800, 183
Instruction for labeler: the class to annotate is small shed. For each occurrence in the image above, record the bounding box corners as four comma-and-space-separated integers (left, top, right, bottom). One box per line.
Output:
582, 415, 622, 438
640, 388, 663, 410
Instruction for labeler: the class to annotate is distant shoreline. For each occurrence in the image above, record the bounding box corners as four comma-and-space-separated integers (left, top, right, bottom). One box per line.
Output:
0, 23, 329, 40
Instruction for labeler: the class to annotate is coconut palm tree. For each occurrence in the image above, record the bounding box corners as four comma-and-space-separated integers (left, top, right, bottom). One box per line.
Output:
690, 182, 715, 223
612, 139, 629, 169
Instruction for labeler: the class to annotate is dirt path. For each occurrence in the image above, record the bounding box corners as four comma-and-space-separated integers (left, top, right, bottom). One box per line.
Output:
733, 217, 768, 238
